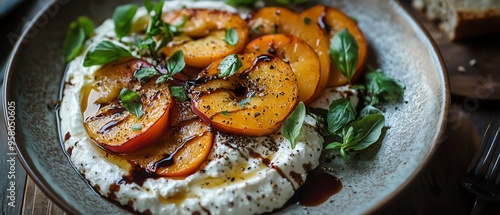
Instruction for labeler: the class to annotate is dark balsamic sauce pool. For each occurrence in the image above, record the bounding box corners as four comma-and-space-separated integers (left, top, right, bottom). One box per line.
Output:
288, 168, 342, 207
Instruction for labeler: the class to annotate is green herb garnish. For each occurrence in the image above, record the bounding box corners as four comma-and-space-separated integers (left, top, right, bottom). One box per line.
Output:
144, 0, 154, 13
281, 101, 306, 149
167, 50, 185, 75
326, 114, 385, 162
119, 88, 143, 119
131, 123, 143, 131
224, 28, 238, 46
83, 41, 132, 67
327, 98, 356, 135
225, 0, 255, 6
303, 17, 311, 25
156, 50, 185, 84
365, 67, 404, 105
221, 110, 231, 116
134, 67, 159, 81
218, 54, 243, 77
63, 16, 94, 62
113, 4, 138, 39
136, 37, 157, 57
330, 29, 358, 84
239, 97, 251, 107
170, 86, 189, 102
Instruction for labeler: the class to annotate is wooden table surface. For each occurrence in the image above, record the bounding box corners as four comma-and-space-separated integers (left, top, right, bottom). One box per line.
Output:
1, 0, 500, 214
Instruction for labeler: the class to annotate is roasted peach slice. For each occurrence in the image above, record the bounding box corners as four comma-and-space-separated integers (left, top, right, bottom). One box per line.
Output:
248, 7, 330, 99
301, 5, 368, 86
81, 59, 173, 154
244, 34, 320, 104
191, 53, 299, 136
125, 119, 213, 177
161, 9, 249, 68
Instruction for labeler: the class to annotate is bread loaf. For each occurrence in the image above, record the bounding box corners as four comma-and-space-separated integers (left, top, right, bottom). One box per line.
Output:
413, 0, 500, 40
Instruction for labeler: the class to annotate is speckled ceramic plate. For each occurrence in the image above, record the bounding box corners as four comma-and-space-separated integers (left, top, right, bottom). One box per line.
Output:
2, 0, 449, 214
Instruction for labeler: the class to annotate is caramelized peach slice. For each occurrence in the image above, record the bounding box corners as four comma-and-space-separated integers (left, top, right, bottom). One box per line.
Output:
244, 34, 320, 104
191, 53, 299, 136
161, 9, 249, 67
125, 119, 213, 177
248, 7, 330, 99
301, 5, 368, 86
81, 59, 173, 154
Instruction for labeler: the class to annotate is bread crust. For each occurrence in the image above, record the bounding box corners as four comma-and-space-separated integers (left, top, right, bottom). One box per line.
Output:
413, 0, 500, 40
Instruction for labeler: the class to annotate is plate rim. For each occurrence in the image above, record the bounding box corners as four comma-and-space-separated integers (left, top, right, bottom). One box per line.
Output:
362, 0, 450, 213
2, 0, 81, 214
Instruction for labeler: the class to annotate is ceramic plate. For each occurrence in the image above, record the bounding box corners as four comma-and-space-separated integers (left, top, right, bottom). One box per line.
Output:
2, 0, 448, 214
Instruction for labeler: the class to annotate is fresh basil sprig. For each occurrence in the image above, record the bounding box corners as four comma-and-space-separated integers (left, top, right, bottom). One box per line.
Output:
326, 114, 384, 162
282, 101, 306, 149
119, 88, 144, 119
134, 67, 159, 82
218, 54, 243, 77
239, 97, 250, 107
113, 4, 138, 39
330, 29, 358, 84
170, 86, 189, 102
156, 50, 185, 84
327, 98, 356, 135
167, 50, 185, 76
146, 0, 165, 37
135, 37, 157, 57
365, 67, 404, 105
83, 41, 132, 67
63, 16, 94, 62
224, 28, 238, 46
131, 123, 143, 131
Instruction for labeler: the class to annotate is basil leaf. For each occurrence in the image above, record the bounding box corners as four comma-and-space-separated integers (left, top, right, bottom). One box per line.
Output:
146, 0, 165, 37
303, 17, 311, 25
119, 88, 143, 119
359, 105, 382, 118
327, 98, 356, 134
170, 86, 189, 102
225, 0, 255, 6
221, 110, 231, 116
63, 22, 85, 62
239, 97, 250, 107
156, 74, 173, 84
281, 101, 306, 149
83, 41, 132, 67
167, 50, 185, 75
77, 16, 94, 38
134, 67, 159, 81
325, 142, 342, 150
113, 4, 138, 39
144, 0, 154, 13
63, 16, 95, 62
330, 29, 358, 84
218, 54, 243, 77
137, 37, 157, 56
131, 123, 142, 131
158, 22, 174, 49
344, 114, 385, 150
365, 69, 404, 104
176, 15, 188, 28
224, 28, 238, 46
349, 16, 359, 25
